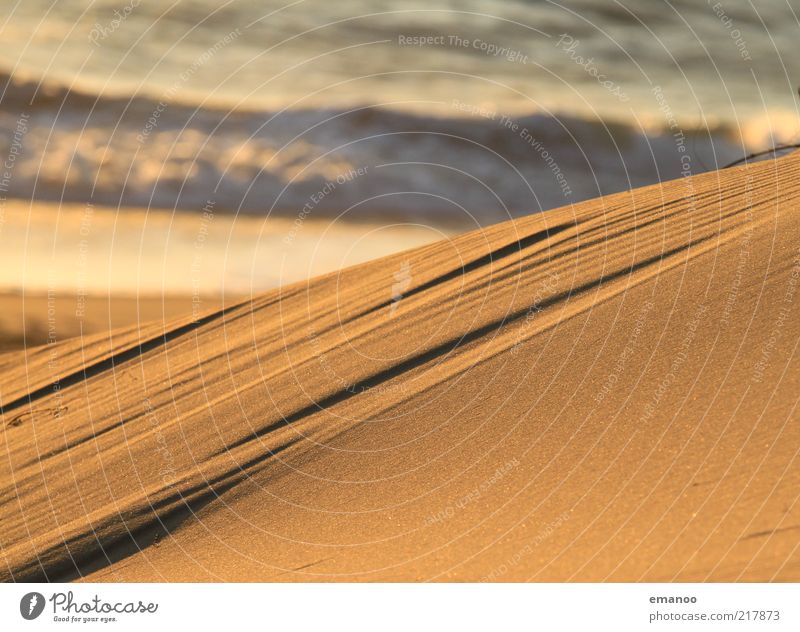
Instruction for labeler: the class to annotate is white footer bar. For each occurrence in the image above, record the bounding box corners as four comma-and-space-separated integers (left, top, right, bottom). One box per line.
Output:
1, 583, 797, 630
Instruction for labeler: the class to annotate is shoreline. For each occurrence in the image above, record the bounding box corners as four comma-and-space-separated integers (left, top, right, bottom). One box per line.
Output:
0, 200, 453, 297
0, 291, 227, 352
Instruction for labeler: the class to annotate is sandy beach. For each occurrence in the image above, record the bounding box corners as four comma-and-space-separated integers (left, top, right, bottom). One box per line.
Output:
0, 200, 452, 350
0, 292, 212, 352
2, 152, 798, 582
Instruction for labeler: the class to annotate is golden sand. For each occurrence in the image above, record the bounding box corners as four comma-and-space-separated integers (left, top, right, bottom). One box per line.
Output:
2, 154, 799, 581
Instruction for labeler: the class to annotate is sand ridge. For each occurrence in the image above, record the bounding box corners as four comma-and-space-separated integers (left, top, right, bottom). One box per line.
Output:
1, 153, 799, 581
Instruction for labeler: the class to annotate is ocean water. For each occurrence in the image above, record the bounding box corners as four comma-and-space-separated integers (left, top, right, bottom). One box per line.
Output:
0, 0, 798, 223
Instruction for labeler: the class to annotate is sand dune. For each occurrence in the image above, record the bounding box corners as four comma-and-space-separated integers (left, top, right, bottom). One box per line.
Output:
2, 153, 800, 582
0, 293, 216, 352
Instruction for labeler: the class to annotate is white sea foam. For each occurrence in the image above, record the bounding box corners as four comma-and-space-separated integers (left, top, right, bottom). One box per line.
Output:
1, 72, 783, 225
0, 0, 798, 223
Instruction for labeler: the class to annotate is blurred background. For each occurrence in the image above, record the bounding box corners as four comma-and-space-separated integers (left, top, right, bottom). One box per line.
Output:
1, 0, 798, 348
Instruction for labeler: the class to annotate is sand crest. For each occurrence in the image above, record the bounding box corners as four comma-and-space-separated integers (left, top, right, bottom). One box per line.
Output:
2, 154, 799, 581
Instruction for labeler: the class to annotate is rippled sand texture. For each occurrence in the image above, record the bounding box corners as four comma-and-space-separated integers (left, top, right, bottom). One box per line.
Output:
2, 154, 800, 581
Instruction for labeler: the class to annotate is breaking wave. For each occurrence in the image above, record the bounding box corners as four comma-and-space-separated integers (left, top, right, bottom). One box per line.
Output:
0, 71, 791, 224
